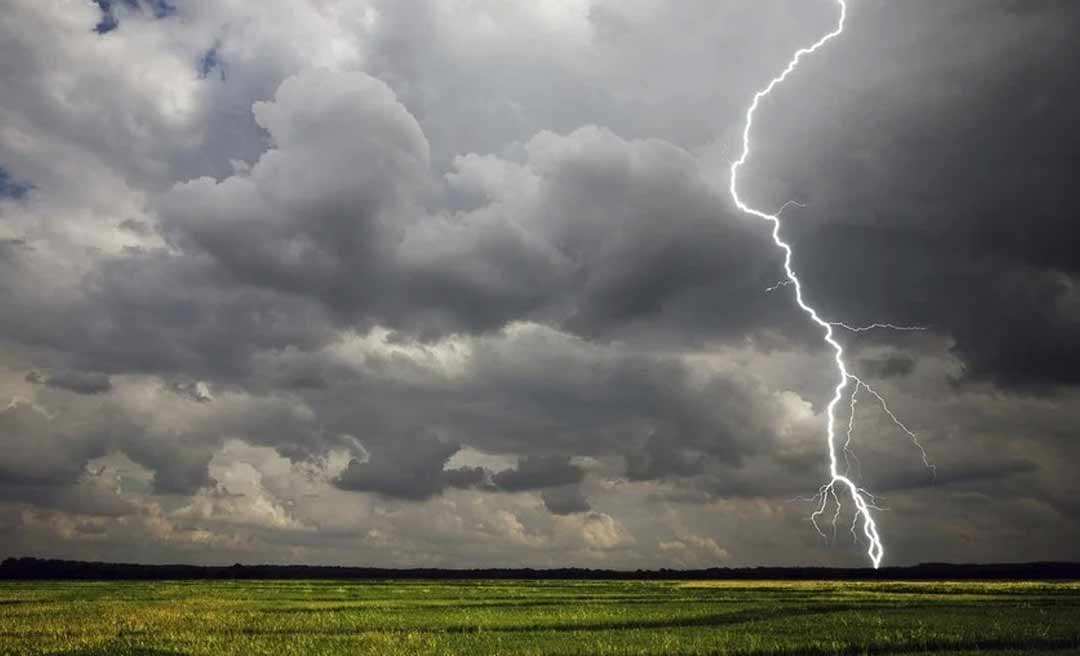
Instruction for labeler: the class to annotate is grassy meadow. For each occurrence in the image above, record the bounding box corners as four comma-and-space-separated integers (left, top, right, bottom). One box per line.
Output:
1, 579, 1079, 655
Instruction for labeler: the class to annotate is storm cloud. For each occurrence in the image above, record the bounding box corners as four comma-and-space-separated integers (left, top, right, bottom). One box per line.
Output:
0, 0, 1077, 568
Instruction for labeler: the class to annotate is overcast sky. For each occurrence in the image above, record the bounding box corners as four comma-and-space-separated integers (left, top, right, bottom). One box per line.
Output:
1, 0, 1078, 568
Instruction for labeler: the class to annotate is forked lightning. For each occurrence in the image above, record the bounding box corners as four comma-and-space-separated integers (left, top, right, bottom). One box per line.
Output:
728, 0, 932, 568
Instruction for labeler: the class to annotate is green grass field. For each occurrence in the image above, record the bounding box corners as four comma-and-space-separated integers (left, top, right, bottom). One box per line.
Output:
2, 579, 1079, 655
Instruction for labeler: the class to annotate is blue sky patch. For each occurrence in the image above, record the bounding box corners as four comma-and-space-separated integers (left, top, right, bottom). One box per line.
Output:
198, 46, 225, 81
93, 0, 176, 34
0, 167, 32, 200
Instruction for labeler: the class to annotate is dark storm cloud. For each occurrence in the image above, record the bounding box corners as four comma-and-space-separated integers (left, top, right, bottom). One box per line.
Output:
873, 458, 1039, 494
541, 485, 591, 515
0, 33, 815, 393
448, 331, 780, 464
0, 400, 108, 487
859, 355, 916, 380
332, 437, 494, 500
443, 466, 495, 492
148, 67, 544, 341
625, 433, 708, 482
38, 370, 113, 395
287, 320, 819, 506
323, 337, 803, 503
299, 324, 812, 508
492, 456, 585, 492
743, 0, 1080, 389
159, 70, 429, 321
119, 435, 216, 495
1, 0, 1079, 567
0, 247, 339, 381
0, 481, 137, 518
158, 81, 802, 350
0, 380, 343, 499
164, 380, 214, 403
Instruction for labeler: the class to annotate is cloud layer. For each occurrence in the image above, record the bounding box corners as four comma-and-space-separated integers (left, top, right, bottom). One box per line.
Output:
0, 0, 1078, 567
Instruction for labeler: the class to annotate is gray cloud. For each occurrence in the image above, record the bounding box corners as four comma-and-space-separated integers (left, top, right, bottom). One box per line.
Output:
541, 485, 591, 515
492, 456, 585, 492
625, 434, 708, 482
39, 370, 113, 395
0, 400, 107, 487
0, 0, 1077, 568
333, 436, 495, 501
743, 0, 1080, 389
160, 69, 429, 322
859, 355, 916, 380
164, 379, 214, 403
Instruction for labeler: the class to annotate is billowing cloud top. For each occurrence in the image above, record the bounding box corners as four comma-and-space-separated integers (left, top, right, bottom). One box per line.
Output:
0, 0, 1078, 568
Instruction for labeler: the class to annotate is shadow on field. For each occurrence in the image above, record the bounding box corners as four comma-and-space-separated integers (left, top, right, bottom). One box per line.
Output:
450, 603, 861, 633
685, 636, 1080, 656
220, 601, 1057, 636
42, 636, 1080, 656
232, 603, 862, 636
446, 600, 1080, 635
51, 652, 190, 656
256, 596, 724, 614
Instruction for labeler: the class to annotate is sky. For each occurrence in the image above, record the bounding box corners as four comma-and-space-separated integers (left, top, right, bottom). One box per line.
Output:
0, 0, 1078, 569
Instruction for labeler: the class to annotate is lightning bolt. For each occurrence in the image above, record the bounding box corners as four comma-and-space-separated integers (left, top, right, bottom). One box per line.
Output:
776, 200, 807, 216
851, 377, 936, 476
765, 279, 794, 293
729, 0, 931, 568
832, 322, 928, 333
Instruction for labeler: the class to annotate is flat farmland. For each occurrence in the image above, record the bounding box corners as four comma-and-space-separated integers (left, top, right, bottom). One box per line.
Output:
2, 579, 1079, 655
